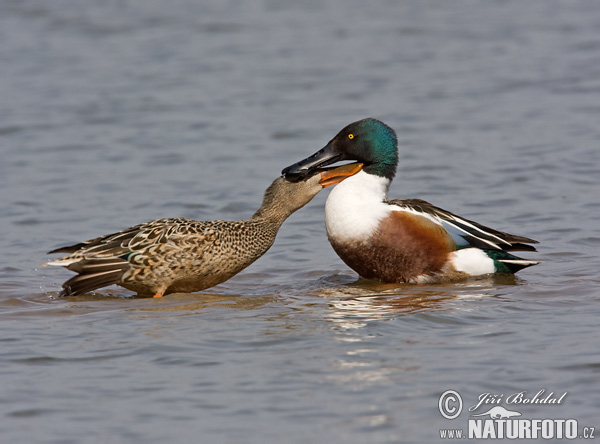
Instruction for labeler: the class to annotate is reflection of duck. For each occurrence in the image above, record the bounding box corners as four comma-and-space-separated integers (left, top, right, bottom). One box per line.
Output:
283, 118, 539, 284
47, 164, 363, 298
323, 283, 464, 331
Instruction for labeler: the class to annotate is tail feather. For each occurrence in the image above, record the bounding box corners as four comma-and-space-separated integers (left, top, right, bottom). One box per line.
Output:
47, 221, 163, 296
486, 250, 541, 274
497, 259, 541, 274
50, 258, 130, 297
59, 269, 125, 297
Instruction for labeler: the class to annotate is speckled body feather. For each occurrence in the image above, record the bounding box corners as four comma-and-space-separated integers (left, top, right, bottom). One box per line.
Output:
48, 175, 324, 297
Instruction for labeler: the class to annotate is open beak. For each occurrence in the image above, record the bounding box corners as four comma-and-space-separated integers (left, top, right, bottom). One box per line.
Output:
318, 163, 363, 188
282, 140, 343, 181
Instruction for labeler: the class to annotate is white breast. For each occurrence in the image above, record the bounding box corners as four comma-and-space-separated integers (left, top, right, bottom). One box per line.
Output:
325, 170, 392, 242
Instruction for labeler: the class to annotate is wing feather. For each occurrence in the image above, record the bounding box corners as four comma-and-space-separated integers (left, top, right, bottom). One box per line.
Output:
388, 199, 538, 252
47, 218, 221, 296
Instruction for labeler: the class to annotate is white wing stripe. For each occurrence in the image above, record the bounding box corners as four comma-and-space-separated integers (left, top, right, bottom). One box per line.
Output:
440, 219, 502, 249
390, 204, 512, 249
446, 214, 510, 245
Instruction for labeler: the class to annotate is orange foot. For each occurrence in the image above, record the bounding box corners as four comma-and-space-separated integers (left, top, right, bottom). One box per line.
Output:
153, 293, 163, 298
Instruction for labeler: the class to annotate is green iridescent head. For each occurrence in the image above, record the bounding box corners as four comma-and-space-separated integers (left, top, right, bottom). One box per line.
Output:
282, 118, 398, 181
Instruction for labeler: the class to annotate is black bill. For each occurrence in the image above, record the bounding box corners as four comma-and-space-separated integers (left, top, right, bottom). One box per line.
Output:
281, 141, 344, 182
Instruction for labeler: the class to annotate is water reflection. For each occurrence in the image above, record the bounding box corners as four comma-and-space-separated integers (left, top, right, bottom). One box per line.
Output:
127, 292, 278, 315
21, 273, 521, 324
314, 277, 519, 391
322, 275, 518, 330
0, 291, 277, 319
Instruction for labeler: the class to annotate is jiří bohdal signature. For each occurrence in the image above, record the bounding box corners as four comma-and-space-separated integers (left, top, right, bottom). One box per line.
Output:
469, 389, 567, 414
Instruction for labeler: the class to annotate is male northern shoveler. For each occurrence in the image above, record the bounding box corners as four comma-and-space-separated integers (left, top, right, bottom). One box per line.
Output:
282, 118, 539, 283
46, 163, 363, 297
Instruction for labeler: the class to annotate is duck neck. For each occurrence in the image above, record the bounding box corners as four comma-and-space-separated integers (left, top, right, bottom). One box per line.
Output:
251, 200, 293, 228
251, 181, 297, 228
250, 176, 320, 228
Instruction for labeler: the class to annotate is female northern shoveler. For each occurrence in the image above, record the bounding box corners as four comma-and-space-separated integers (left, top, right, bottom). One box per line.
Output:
46, 163, 363, 297
282, 118, 539, 283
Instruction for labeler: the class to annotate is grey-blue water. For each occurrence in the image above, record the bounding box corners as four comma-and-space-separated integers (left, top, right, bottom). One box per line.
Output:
1, 1, 599, 442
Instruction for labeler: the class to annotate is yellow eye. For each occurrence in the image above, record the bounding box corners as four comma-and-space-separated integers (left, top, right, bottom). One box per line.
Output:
348, 133, 354, 139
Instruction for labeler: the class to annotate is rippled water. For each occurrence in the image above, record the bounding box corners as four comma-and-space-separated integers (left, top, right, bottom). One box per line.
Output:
1, 1, 600, 442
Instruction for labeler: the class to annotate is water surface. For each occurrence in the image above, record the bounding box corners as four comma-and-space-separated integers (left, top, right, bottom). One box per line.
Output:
1, 1, 599, 442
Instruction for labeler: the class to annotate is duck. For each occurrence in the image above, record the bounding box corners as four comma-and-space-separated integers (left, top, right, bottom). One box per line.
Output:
46, 163, 363, 297
282, 118, 539, 284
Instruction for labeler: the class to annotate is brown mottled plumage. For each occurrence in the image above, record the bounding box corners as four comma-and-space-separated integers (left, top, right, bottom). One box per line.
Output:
46, 164, 363, 297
